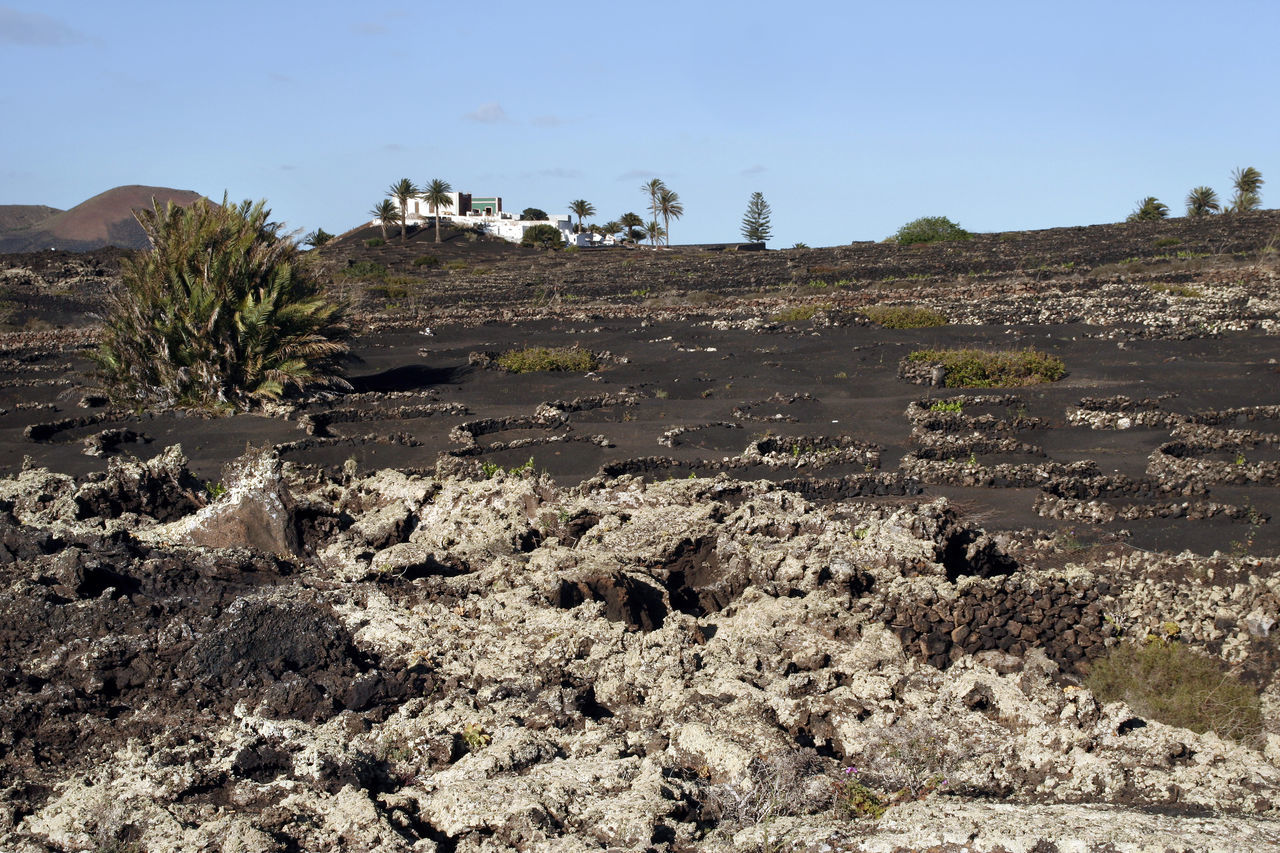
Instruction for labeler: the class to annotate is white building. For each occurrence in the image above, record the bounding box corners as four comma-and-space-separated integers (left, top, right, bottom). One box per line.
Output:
383, 192, 582, 246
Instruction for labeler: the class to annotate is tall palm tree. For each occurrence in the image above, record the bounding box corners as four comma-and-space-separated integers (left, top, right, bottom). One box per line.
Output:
370, 199, 398, 241
389, 178, 418, 243
602, 220, 622, 242
569, 199, 596, 233
1229, 166, 1263, 213
421, 178, 453, 243
642, 179, 666, 233
657, 187, 683, 246
1185, 186, 1220, 217
644, 219, 666, 248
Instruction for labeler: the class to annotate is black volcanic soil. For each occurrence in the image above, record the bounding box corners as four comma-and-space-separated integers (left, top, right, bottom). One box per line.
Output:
2, 211, 1279, 558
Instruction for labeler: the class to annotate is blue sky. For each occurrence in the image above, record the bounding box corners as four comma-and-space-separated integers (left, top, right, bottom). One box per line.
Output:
2, 1, 1276, 248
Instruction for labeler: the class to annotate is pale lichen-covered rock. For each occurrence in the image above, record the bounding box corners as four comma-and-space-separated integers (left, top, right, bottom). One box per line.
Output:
0, 460, 78, 527
140, 448, 299, 556
4, 461, 1280, 852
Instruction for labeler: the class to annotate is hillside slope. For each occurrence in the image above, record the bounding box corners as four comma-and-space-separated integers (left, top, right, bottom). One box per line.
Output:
0, 205, 62, 233
0, 185, 203, 252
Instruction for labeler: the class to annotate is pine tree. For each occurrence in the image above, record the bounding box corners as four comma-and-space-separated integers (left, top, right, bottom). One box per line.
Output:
741, 192, 772, 244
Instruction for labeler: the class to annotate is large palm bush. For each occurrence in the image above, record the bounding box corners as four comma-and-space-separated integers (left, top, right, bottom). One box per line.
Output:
95, 196, 350, 410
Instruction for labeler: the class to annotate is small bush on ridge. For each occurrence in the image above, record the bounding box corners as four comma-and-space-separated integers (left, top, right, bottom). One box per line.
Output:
891, 216, 971, 246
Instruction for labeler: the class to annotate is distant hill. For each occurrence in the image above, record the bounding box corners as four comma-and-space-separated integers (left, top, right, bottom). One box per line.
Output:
0, 205, 63, 233
0, 185, 204, 253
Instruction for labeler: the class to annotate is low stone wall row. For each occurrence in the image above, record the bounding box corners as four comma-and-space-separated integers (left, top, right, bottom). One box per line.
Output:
865, 575, 1111, 672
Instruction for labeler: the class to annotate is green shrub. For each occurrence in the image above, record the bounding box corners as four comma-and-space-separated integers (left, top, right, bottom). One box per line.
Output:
907, 348, 1065, 387
1153, 236, 1182, 248
834, 774, 887, 820
370, 281, 410, 300
480, 456, 535, 479
344, 260, 388, 281
929, 399, 963, 413
443, 260, 469, 272
865, 304, 948, 328
891, 216, 971, 246
365, 237, 386, 247
1149, 283, 1204, 298
412, 255, 440, 268
496, 346, 598, 373
770, 304, 819, 323
1086, 639, 1262, 744
521, 223, 566, 250
95, 196, 349, 410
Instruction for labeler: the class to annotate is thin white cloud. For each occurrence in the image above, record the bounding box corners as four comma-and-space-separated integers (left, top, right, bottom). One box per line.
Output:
538, 168, 581, 180
0, 7, 84, 46
352, 20, 386, 35
741, 164, 767, 176
531, 115, 565, 128
279, 164, 298, 171
383, 143, 408, 152
465, 102, 509, 123
617, 169, 659, 182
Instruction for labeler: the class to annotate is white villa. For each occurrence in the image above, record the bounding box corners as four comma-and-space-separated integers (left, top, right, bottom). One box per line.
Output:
383, 192, 614, 247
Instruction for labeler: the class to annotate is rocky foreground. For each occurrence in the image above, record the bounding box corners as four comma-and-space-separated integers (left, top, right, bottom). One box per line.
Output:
2, 446, 1279, 852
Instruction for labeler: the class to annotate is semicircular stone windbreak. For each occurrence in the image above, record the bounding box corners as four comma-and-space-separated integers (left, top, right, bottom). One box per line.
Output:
1042, 398, 1280, 525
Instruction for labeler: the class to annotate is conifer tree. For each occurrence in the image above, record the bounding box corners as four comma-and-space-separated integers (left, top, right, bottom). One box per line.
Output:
740, 191, 773, 244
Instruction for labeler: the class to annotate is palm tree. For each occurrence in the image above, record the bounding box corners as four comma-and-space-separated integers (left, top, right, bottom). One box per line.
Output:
370, 199, 398, 241
602, 220, 622, 242
657, 187, 683, 246
619, 212, 644, 244
389, 178, 418, 243
1126, 196, 1169, 222
421, 178, 453, 243
644, 219, 666, 247
642, 179, 666, 233
1228, 166, 1263, 213
1185, 186, 1220, 217
568, 199, 596, 233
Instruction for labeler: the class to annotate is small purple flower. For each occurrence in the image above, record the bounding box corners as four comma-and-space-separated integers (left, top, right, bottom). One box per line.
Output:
844, 766, 858, 774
